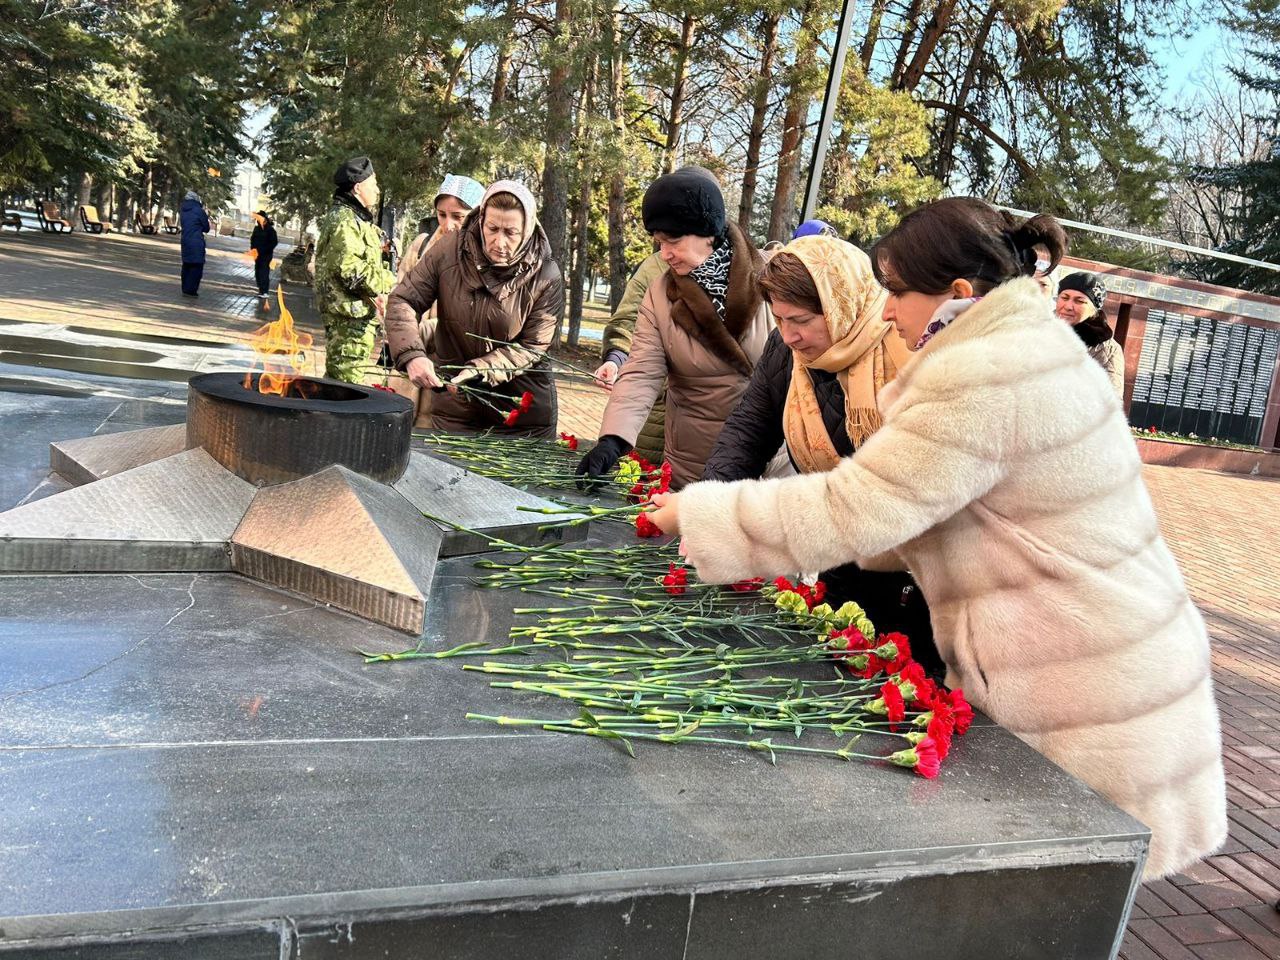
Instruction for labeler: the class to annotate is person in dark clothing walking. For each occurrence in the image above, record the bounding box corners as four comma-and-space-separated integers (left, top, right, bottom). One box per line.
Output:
179, 191, 211, 296
699, 236, 942, 675
249, 211, 278, 299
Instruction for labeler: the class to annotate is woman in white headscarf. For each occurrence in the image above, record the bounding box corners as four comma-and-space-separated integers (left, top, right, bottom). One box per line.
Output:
384, 181, 564, 437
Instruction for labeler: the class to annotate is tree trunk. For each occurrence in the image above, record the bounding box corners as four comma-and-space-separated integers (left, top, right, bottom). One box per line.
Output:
858, 0, 888, 71
661, 13, 698, 174
567, 54, 599, 347
933, 3, 999, 182
767, 0, 822, 242
897, 0, 959, 91
568, 195, 592, 347
540, 0, 575, 341
606, 3, 629, 310
77, 173, 93, 207
888, 0, 924, 88
738, 10, 782, 230
488, 0, 520, 118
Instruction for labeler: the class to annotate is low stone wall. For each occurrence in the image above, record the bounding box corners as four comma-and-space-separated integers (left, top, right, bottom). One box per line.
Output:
1136, 437, 1280, 478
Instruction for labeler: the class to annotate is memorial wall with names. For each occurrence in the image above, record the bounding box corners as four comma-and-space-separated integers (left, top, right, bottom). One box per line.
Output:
1128, 309, 1280, 446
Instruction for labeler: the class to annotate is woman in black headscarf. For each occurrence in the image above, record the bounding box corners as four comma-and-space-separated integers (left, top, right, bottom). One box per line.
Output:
1056, 271, 1124, 397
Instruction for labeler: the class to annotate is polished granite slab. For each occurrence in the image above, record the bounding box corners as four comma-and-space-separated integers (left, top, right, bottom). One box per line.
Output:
0, 369, 1148, 959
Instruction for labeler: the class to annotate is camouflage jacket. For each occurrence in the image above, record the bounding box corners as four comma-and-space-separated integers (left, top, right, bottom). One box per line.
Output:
313, 201, 397, 322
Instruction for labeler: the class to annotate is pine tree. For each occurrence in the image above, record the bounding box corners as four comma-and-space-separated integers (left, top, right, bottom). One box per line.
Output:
1196, 0, 1280, 292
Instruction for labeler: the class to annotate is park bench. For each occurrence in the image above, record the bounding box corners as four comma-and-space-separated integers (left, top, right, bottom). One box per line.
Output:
162, 214, 179, 234
79, 205, 113, 234
134, 211, 158, 235
1, 211, 21, 232
37, 202, 73, 233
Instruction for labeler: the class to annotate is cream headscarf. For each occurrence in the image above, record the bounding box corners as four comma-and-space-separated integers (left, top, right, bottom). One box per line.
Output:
781, 235, 910, 474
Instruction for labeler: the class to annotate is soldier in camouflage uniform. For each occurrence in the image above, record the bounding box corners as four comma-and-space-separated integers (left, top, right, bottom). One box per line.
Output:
313, 156, 398, 382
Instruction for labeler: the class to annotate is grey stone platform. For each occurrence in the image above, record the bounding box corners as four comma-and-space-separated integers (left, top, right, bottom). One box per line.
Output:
0, 370, 1149, 959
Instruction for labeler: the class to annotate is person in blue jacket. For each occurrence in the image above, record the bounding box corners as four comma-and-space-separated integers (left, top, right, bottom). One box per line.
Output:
179, 190, 211, 296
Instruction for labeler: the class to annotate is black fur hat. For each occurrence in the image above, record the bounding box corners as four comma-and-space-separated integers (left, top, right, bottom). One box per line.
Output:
641, 167, 725, 239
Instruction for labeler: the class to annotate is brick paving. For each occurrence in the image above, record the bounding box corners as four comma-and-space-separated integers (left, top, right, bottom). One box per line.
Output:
3, 228, 1280, 956
1127, 468, 1280, 959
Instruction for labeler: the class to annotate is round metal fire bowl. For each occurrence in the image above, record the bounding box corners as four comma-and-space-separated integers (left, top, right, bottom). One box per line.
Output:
187, 373, 414, 486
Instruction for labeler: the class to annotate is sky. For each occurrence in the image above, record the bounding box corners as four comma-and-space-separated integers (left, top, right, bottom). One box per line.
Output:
1159, 20, 1231, 105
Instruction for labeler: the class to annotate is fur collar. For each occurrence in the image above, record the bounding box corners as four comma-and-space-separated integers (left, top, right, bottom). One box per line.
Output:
664, 220, 762, 377
878, 277, 1078, 416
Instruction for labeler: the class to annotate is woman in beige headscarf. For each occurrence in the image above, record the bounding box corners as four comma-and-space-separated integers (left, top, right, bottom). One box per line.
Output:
701, 236, 938, 669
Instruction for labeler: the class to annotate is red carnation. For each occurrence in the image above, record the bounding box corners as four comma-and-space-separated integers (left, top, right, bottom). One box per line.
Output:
880, 679, 906, 729
913, 735, 942, 779
890, 736, 942, 778
628, 482, 648, 503
811, 580, 827, 604
928, 710, 955, 760
652, 461, 672, 494
948, 689, 974, 735
772, 576, 796, 593
931, 721, 952, 768
519, 391, 534, 412
851, 635, 887, 678
730, 578, 764, 592
503, 409, 520, 426
879, 633, 912, 674
844, 629, 872, 652
635, 511, 663, 538
371, 383, 397, 393
858, 657, 887, 680
899, 660, 926, 689
662, 563, 689, 595
558, 432, 579, 450
899, 662, 937, 708
913, 677, 939, 710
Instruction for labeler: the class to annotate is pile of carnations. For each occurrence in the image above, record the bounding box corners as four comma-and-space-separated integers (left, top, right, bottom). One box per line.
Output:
368, 432, 976, 780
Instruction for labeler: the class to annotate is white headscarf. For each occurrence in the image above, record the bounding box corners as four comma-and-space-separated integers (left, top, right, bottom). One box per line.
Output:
480, 179, 539, 257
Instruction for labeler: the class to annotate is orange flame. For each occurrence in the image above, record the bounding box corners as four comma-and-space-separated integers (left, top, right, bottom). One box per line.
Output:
243, 287, 313, 397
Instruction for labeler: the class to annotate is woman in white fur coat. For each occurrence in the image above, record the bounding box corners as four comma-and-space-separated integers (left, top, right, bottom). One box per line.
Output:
647, 197, 1226, 880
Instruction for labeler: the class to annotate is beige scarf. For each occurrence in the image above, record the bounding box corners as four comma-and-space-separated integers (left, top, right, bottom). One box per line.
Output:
782, 235, 910, 474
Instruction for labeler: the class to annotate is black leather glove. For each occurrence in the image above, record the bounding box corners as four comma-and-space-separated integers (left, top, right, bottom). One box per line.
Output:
575, 435, 632, 490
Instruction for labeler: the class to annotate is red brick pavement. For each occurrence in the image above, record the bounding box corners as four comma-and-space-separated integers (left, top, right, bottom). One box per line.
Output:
1123, 467, 1280, 959
555, 378, 609, 440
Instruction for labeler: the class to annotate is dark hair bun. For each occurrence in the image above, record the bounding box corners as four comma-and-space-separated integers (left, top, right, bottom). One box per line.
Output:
871, 197, 1069, 296
1007, 214, 1068, 275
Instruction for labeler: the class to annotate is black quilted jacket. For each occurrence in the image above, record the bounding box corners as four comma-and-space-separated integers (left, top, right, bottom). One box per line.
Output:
702, 329, 847, 481
701, 329, 941, 675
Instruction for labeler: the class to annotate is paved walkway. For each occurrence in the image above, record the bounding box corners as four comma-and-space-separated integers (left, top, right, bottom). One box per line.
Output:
3, 227, 1280, 957
0, 227, 325, 376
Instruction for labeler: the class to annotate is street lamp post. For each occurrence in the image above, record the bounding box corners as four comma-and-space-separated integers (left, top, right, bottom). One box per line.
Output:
800, 0, 858, 225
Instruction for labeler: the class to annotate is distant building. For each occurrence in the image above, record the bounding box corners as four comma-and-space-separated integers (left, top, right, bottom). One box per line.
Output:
224, 164, 300, 243
231, 165, 264, 216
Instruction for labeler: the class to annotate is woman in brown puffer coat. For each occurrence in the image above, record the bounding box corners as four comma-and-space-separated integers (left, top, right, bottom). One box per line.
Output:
385, 180, 562, 438
576, 167, 772, 489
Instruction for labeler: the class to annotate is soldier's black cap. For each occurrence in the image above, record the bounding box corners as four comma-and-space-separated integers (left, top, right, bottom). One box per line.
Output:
333, 156, 375, 187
